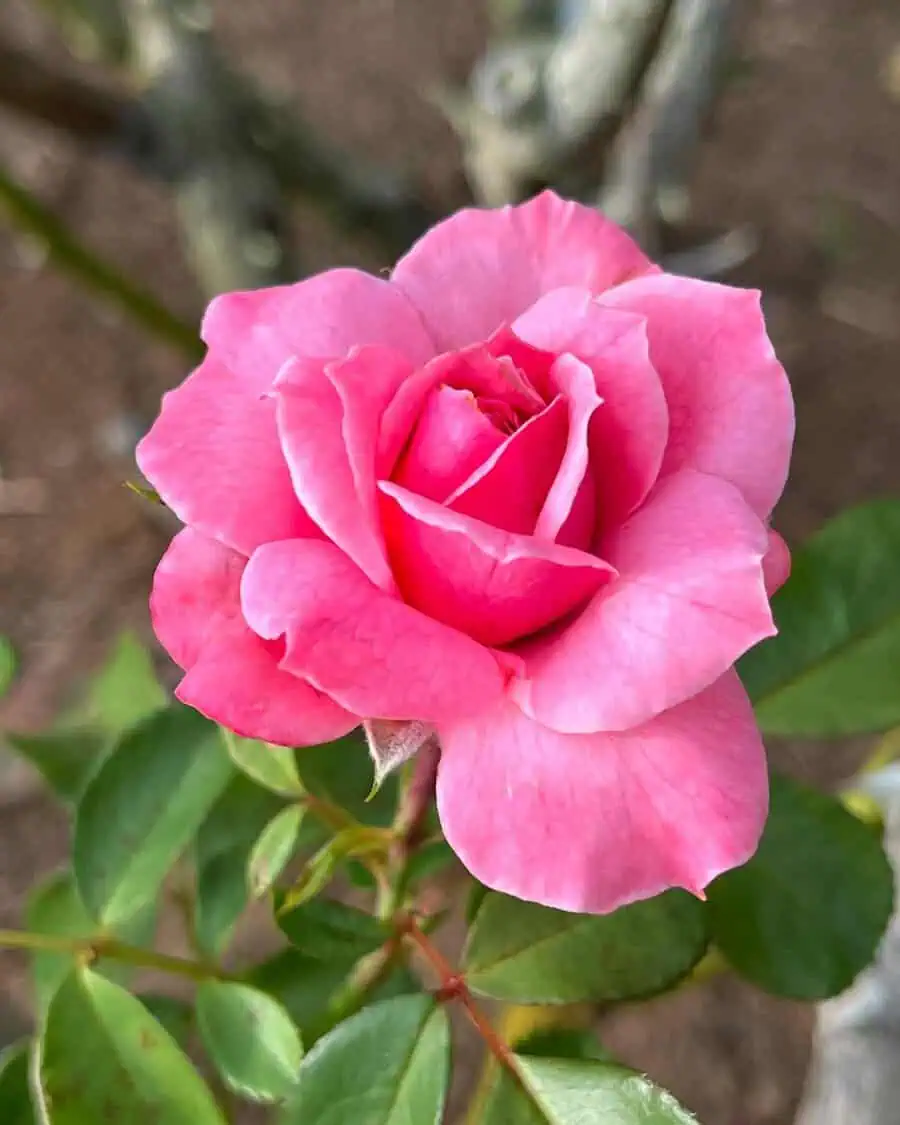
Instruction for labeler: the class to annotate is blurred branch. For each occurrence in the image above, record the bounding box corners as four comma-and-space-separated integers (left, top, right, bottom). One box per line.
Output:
0, 35, 127, 145
0, 163, 202, 358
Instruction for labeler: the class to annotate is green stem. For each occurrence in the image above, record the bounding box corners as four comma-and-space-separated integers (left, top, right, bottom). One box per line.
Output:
0, 164, 202, 359
0, 928, 224, 982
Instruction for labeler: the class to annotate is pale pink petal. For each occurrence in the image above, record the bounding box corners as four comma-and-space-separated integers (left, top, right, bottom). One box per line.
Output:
448, 397, 569, 535
392, 191, 656, 350
136, 356, 317, 556
512, 288, 669, 528
274, 348, 415, 590
511, 470, 775, 733
380, 482, 614, 647
437, 671, 768, 914
393, 386, 506, 502
240, 539, 504, 722
202, 269, 435, 384
151, 529, 356, 746
763, 529, 791, 595
600, 274, 794, 519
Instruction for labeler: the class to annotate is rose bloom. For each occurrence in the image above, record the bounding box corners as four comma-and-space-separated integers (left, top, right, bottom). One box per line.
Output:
138, 191, 793, 915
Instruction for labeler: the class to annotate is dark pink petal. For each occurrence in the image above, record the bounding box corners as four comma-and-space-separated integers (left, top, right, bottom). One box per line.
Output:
448, 397, 569, 535
512, 288, 669, 528
763, 529, 791, 595
393, 386, 506, 502
240, 539, 504, 722
151, 529, 356, 746
601, 274, 794, 519
201, 268, 435, 382
136, 356, 317, 556
512, 469, 774, 733
275, 348, 415, 590
392, 191, 657, 350
379, 482, 614, 647
436, 671, 768, 914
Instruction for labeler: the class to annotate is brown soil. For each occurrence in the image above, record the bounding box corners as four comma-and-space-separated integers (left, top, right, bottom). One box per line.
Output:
1, 1, 899, 1122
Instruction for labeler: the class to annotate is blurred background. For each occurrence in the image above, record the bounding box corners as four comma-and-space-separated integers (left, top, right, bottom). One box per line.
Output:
0, 1, 898, 1121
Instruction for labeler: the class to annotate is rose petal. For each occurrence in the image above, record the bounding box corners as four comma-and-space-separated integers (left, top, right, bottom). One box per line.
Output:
392, 191, 657, 350
136, 355, 317, 556
512, 289, 669, 529
512, 469, 775, 733
437, 671, 768, 914
240, 539, 504, 722
763, 529, 791, 595
447, 396, 569, 536
275, 347, 415, 590
380, 481, 614, 647
393, 385, 507, 502
151, 529, 356, 746
201, 268, 435, 381
600, 274, 794, 519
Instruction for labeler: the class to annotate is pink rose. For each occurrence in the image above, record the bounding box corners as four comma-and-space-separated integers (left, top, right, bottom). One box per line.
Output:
138, 191, 794, 914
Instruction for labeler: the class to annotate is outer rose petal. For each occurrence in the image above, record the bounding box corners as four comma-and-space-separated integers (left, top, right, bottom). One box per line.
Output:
600, 274, 794, 519
151, 529, 356, 746
201, 268, 435, 381
392, 191, 656, 350
512, 469, 775, 733
393, 386, 506, 502
274, 348, 415, 590
512, 289, 669, 528
436, 671, 768, 914
380, 482, 614, 647
448, 396, 569, 536
763, 529, 791, 595
136, 356, 317, 556
240, 539, 504, 722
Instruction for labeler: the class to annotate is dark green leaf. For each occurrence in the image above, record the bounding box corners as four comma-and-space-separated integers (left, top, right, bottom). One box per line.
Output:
195, 776, 285, 955
0, 636, 16, 700
224, 732, 305, 797
279, 994, 449, 1125
39, 968, 226, 1124
5, 731, 105, 805
481, 1057, 697, 1125
0, 1042, 35, 1125
197, 981, 303, 1103
464, 890, 708, 1003
741, 499, 900, 735
74, 706, 234, 925
26, 870, 156, 1013
708, 771, 894, 999
276, 897, 388, 962
80, 631, 166, 737
513, 1028, 611, 1063
138, 994, 194, 1048
298, 733, 398, 827
249, 805, 305, 898
404, 839, 457, 885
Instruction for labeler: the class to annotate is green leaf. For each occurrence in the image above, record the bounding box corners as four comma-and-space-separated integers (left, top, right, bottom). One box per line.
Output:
280, 994, 449, 1125
513, 1028, 611, 1063
80, 631, 166, 737
195, 776, 285, 955
197, 981, 303, 1103
224, 731, 305, 797
0, 636, 16, 699
481, 1057, 697, 1125
249, 805, 305, 898
741, 499, 900, 735
708, 771, 894, 999
298, 733, 398, 827
138, 994, 194, 1048
276, 897, 388, 962
39, 967, 226, 1124
74, 706, 234, 926
5, 731, 105, 805
0, 1042, 35, 1125
464, 889, 708, 1003
25, 870, 155, 1013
